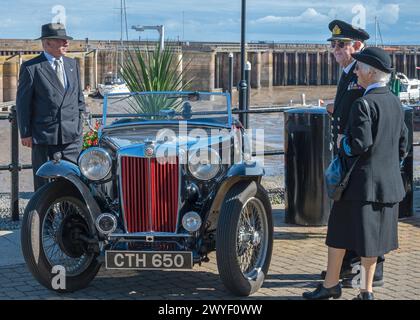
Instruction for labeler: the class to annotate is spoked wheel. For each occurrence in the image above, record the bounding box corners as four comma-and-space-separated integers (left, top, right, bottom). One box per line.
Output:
21, 180, 101, 292
236, 197, 269, 280
216, 181, 273, 296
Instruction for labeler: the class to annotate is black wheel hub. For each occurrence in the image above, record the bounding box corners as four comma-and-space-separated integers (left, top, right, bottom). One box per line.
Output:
57, 214, 89, 258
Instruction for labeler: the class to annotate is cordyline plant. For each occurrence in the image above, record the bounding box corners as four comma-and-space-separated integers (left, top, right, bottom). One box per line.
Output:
120, 43, 192, 117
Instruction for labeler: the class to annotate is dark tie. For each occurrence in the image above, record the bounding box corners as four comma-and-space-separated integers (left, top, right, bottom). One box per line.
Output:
338, 71, 347, 90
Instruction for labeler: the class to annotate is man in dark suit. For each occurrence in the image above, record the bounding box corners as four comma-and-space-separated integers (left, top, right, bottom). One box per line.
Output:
16, 23, 85, 191
323, 20, 385, 288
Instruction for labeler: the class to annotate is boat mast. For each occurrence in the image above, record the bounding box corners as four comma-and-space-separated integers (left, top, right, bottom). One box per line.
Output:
118, 0, 125, 76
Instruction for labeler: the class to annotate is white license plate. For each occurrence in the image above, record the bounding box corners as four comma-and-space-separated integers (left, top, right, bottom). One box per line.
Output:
105, 251, 193, 270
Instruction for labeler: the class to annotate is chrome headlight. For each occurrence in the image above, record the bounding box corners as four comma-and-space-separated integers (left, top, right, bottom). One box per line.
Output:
78, 147, 112, 181
182, 211, 202, 232
188, 148, 221, 180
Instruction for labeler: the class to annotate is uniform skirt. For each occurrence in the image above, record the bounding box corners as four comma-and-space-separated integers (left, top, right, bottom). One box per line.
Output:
325, 200, 399, 257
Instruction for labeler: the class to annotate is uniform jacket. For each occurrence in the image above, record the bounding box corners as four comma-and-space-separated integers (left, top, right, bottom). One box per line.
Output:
331, 63, 365, 153
16, 53, 85, 145
340, 87, 408, 203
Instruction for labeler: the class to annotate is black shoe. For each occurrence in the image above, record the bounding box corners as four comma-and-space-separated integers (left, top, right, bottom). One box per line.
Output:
341, 277, 384, 288
302, 283, 342, 300
353, 292, 374, 300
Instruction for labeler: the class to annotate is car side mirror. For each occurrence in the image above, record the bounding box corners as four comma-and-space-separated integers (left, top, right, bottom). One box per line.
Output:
81, 111, 96, 131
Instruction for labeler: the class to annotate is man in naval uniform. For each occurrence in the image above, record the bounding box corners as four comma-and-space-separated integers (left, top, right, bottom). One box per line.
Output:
323, 20, 385, 288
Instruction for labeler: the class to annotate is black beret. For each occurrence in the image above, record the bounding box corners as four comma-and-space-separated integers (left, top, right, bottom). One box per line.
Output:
352, 47, 393, 73
327, 20, 370, 42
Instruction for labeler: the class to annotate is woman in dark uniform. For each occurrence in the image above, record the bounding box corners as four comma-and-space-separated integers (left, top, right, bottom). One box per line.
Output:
303, 47, 408, 300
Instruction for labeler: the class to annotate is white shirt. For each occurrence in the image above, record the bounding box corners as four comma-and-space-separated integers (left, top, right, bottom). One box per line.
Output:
343, 60, 356, 75
364, 82, 387, 96
43, 51, 68, 89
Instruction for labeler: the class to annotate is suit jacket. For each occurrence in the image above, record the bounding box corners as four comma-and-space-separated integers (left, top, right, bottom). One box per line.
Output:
16, 53, 86, 145
340, 87, 408, 203
331, 63, 365, 153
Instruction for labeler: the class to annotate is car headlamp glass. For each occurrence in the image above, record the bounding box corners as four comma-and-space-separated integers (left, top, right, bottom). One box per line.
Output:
78, 147, 112, 181
188, 148, 221, 180
182, 211, 202, 232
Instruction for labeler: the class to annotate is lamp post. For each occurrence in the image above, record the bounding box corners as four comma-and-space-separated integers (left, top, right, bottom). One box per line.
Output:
132, 25, 165, 51
238, 0, 248, 127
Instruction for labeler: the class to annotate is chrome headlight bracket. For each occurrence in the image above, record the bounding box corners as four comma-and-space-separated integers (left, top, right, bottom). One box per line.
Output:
78, 147, 112, 181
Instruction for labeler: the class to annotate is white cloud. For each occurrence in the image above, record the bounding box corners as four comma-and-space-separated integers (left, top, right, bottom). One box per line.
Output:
406, 21, 420, 26
253, 8, 330, 25
0, 18, 16, 28
374, 4, 400, 25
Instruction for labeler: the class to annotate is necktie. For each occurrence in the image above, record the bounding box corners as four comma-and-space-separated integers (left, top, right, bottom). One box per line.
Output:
54, 59, 65, 89
338, 71, 347, 87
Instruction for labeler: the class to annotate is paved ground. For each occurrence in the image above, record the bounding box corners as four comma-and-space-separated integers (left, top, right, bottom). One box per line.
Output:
1, 200, 419, 300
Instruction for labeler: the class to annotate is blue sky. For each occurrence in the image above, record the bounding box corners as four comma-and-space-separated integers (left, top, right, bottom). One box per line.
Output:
0, 0, 419, 44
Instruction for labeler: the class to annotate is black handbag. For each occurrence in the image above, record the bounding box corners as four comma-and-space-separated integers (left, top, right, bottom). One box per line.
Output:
325, 99, 371, 201
325, 154, 360, 201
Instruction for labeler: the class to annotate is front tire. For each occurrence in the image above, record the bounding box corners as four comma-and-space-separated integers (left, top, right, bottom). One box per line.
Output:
21, 180, 101, 292
216, 181, 273, 296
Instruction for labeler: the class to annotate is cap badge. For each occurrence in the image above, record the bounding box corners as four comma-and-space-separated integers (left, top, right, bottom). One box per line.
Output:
332, 25, 341, 36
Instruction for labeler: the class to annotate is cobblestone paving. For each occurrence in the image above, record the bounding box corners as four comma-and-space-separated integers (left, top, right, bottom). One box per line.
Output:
0, 210, 419, 300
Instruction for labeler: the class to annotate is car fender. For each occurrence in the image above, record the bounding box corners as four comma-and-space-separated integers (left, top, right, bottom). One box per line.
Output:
37, 160, 102, 232
204, 162, 264, 231
225, 161, 265, 177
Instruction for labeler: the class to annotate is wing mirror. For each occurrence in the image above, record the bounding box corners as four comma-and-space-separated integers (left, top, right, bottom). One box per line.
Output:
81, 111, 97, 131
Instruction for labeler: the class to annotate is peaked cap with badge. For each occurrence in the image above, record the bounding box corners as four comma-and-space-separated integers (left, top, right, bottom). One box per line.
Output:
327, 19, 370, 42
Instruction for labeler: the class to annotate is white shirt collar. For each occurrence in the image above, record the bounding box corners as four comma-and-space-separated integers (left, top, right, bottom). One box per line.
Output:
43, 51, 63, 65
343, 60, 356, 75
364, 82, 386, 96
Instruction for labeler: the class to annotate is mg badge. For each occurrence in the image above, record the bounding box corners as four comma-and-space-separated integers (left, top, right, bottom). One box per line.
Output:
145, 146, 154, 157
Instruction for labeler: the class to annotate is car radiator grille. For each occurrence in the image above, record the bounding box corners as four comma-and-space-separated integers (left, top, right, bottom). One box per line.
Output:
120, 156, 179, 233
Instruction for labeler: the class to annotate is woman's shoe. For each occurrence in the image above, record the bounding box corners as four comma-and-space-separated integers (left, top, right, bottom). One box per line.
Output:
302, 283, 342, 300
353, 292, 375, 300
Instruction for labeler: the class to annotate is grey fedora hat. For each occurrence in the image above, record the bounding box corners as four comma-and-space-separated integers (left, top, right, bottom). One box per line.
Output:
36, 23, 73, 40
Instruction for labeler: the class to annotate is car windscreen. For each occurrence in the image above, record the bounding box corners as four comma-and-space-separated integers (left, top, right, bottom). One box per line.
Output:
101, 92, 232, 127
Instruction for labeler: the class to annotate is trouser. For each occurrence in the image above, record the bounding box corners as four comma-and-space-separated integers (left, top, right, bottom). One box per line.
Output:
342, 250, 384, 280
31, 138, 82, 191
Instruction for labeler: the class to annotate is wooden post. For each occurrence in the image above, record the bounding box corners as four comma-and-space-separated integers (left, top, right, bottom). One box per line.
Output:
75, 56, 85, 90
305, 52, 310, 85
209, 51, 216, 91
316, 51, 321, 85
85, 54, 95, 90
251, 52, 261, 89
327, 52, 332, 85
0, 60, 3, 103
3, 59, 18, 102
260, 50, 273, 88
284, 51, 288, 86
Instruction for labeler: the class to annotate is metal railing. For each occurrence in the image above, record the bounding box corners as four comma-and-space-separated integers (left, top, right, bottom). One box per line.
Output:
1, 104, 418, 221
0, 104, 292, 221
